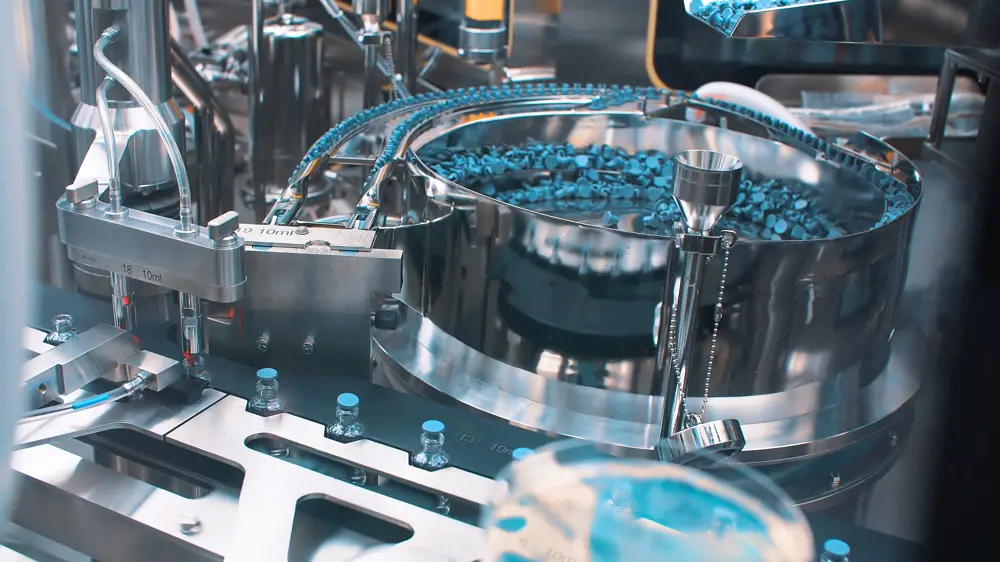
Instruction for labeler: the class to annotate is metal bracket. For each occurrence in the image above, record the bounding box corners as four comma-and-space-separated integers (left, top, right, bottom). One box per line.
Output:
21, 324, 140, 409
674, 229, 737, 255
57, 196, 246, 303
238, 223, 376, 251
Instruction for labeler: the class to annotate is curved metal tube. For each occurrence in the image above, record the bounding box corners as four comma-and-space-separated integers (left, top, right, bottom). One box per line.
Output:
94, 27, 195, 235
94, 76, 121, 215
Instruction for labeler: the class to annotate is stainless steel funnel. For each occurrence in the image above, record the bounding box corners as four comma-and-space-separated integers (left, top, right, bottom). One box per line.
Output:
672, 150, 743, 234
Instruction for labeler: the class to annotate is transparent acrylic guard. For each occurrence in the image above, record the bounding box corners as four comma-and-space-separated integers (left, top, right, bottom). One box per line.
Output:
482, 441, 814, 562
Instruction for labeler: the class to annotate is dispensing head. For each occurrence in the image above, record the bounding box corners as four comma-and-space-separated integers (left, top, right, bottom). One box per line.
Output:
671, 150, 743, 234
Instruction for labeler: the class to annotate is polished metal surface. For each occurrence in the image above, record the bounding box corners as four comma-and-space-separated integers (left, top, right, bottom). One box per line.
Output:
20, 324, 139, 410
168, 397, 488, 561
73, 0, 183, 196
15, 389, 226, 451
382, 112, 914, 416
74, 0, 171, 106
662, 418, 746, 465
11, 393, 492, 561
374, 305, 923, 462
207, 236, 402, 376
672, 149, 744, 233
248, 13, 331, 221
57, 197, 247, 303
658, 150, 743, 439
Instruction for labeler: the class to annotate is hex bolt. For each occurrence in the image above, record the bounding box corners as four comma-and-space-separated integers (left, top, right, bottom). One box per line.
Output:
179, 515, 202, 536
256, 335, 270, 353
295, 226, 309, 235
302, 336, 316, 355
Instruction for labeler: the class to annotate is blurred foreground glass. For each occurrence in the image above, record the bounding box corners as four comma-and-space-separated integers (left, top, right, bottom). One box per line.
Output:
482, 441, 813, 562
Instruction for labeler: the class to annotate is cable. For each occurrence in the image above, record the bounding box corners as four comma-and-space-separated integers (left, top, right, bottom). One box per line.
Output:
184, 0, 210, 50
18, 373, 152, 425
94, 27, 195, 235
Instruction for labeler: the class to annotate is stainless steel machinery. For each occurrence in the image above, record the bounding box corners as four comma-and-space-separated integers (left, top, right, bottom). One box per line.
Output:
4, 0, 997, 560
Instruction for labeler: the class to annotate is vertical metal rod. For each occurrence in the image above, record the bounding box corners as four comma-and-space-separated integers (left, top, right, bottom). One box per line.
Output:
661, 251, 708, 439
363, 44, 381, 109
396, 0, 417, 94
928, 58, 958, 148
250, 0, 266, 220
179, 291, 204, 365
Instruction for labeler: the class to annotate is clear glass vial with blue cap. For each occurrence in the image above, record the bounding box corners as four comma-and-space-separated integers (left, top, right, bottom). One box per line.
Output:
248, 368, 282, 414
412, 419, 450, 470
326, 392, 365, 442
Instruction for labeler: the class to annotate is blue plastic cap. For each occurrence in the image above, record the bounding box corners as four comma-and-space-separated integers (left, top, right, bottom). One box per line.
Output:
512, 447, 534, 461
422, 419, 445, 433
256, 368, 278, 380
823, 539, 850, 557
337, 393, 359, 408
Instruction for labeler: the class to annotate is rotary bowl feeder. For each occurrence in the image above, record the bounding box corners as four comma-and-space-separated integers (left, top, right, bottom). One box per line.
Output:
273, 82, 923, 506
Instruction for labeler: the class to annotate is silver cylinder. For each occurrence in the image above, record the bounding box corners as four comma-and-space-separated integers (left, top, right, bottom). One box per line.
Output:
250, 14, 328, 219
72, 0, 183, 195
75, 0, 171, 106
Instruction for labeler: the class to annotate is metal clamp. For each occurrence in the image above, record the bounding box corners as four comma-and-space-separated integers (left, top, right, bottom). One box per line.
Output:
57, 197, 247, 303
21, 325, 140, 409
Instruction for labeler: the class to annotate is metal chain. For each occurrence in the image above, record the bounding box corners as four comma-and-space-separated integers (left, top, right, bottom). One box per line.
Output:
699, 234, 733, 421
383, 34, 399, 101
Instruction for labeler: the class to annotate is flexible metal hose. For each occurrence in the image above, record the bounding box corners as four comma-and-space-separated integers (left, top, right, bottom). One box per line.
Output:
94, 27, 196, 235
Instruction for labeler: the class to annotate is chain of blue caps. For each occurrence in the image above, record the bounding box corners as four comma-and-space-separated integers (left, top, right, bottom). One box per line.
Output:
293, 82, 915, 241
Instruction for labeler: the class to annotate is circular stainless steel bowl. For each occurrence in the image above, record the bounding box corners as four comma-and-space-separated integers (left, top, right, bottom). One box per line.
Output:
371, 109, 923, 507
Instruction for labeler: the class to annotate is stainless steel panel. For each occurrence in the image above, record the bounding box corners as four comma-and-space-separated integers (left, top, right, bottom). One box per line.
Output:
167, 396, 489, 562
15, 389, 226, 450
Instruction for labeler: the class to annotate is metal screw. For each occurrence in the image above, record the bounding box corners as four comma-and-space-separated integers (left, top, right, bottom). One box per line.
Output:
302, 336, 315, 355
889, 430, 898, 447
256, 335, 269, 353
179, 515, 202, 536
295, 226, 309, 235
830, 472, 841, 489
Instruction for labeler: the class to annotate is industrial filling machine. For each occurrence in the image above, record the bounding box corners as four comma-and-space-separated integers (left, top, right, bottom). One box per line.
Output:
1, 0, 997, 560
